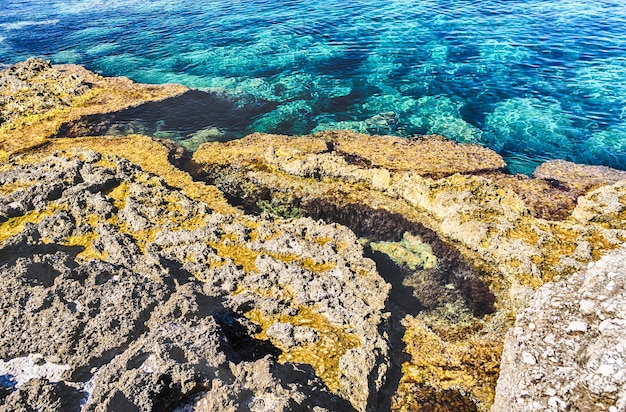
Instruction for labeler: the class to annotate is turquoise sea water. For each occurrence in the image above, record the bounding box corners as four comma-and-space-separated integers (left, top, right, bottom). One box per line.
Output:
1, 0, 626, 174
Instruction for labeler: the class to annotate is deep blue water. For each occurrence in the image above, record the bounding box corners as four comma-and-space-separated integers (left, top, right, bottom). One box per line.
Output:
1, 0, 626, 174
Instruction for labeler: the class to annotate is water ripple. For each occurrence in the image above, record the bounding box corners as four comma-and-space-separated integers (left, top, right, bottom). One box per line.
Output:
1, 0, 625, 172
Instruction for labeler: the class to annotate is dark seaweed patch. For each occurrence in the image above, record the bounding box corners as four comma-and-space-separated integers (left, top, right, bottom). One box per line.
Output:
304, 200, 495, 317
54, 90, 278, 144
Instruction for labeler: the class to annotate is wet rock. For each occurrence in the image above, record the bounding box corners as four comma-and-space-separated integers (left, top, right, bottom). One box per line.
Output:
493, 246, 626, 411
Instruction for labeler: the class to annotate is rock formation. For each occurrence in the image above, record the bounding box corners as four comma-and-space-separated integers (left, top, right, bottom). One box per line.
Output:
493, 246, 626, 411
0, 148, 389, 412
190, 129, 625, 409
1, 59, 625, 411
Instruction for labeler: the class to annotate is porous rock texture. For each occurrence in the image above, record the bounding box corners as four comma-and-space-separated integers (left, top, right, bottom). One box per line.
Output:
0, 57, 89, 126
0, 149, 389, 412
2, 58, 626, 411
493, 246, 626, 411
0, 58, 186, 157
192, 130, 626, 410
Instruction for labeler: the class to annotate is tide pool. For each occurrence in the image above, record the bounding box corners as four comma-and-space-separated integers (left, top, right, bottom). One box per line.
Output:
1, 0, 625, 174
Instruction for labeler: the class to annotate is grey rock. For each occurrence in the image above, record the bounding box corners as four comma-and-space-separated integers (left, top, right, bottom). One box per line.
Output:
0, 58, 89, 126
493, 246, 626, 411
0, 150, 390, 411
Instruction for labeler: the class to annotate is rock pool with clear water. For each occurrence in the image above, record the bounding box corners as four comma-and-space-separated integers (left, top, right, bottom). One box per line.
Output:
1, 0, 625, 174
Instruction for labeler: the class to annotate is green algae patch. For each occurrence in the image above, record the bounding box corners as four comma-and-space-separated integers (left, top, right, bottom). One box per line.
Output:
245, 305, 361, 395
370, 232, 438, 270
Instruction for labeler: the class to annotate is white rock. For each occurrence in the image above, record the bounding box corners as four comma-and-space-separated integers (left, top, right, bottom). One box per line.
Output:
579, 299, 595, 314
522, 352, 537, 365
598, 363, 616, 377
566, 321, 588, 333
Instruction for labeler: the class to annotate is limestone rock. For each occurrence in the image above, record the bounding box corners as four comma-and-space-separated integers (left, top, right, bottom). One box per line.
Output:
493, 246, 626, 411
534, 159, 626, 193
3, 58, 626, 412
0, 58, 89, 126
0, 149, 390, 412
0, 59, 187, 156
192, 129, 626, 411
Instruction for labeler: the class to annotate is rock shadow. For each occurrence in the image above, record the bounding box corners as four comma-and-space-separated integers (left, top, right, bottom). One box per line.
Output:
214, 311, 282, 363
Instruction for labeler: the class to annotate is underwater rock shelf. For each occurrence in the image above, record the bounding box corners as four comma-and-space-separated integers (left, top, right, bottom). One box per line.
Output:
1, 59, 625, 412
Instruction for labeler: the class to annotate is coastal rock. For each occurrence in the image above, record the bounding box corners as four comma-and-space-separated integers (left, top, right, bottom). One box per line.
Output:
534, 159, 626, 193
0, 58, 88, 126
493, 246, 626, 411
2, 59, 626, 411
192, 129, 626, 410
192, 130, 626, 303
0, 149, 390, 412
0, 59, 187, 156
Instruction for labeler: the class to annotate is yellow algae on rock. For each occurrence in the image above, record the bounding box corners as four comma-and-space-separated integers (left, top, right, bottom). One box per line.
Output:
300, 257, 336, 273
0, 204, 68, 245
24, 136, 238, 215
64, 232, 108, 261
0, 179, 37, 196
208, 239, 260, 273
190, 129, 626, 411
395, 317, 502, 412
245, 305, 361, 395
0, 59, 186, 155
370, 232, 438, 270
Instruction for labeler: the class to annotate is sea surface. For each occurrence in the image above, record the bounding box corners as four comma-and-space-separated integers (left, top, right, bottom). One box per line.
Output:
1, 0, 626, 174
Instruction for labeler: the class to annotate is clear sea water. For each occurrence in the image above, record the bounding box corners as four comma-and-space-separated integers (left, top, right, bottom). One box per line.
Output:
1, 0, 626, 174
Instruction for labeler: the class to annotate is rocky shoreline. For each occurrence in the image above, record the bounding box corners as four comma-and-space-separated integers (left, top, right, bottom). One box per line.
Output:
1, 59, 625, 411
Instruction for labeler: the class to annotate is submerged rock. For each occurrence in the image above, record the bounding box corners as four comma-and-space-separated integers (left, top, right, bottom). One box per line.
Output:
0, 58, 187, 157
1, 59, 625, 411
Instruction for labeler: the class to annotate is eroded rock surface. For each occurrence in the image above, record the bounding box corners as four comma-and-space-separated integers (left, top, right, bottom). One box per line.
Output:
493, 246, 626, 411
0, 58, 89, 127
0, 149, 390, 412
192, 130, 626, 410
0, 58, 186, 156
2, 59, 626, 412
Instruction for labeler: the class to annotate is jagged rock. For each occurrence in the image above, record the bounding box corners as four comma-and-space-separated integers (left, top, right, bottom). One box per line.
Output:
0, 149, 390, 412
2, 59, 626, 412
0, 59, 186, 156
192, 129, 626, 302
493, 246, 626, 411
192, 129, 626, 410
0, 58, 89, 127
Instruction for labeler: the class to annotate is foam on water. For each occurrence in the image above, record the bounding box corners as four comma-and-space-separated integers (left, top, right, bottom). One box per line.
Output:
0, 20, 60, 31
1, 0, 625, 173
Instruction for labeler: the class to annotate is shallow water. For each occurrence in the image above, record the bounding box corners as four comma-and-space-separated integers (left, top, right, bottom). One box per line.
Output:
1, 0, 625, 173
